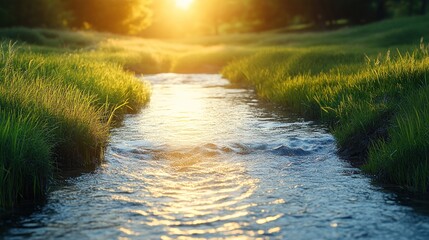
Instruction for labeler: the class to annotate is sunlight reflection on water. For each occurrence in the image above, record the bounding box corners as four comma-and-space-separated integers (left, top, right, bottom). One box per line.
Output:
110, 144, 267, 238
3, 74, 429, 240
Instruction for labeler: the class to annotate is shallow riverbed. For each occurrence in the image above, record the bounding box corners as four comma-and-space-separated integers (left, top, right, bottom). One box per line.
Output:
3, 74, 429, 239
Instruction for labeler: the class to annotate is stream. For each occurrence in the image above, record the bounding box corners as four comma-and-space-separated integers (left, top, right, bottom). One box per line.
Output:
2, 74, 429, 239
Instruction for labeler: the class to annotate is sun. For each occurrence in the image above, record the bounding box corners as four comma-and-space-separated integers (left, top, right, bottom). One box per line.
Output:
175, 0, 193, 10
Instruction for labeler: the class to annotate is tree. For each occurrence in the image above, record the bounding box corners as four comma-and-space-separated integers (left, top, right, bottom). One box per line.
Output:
192, 0, 244, 35
66, 0, 152, 34
421, 0, 427, 14
0, 0, 69, 28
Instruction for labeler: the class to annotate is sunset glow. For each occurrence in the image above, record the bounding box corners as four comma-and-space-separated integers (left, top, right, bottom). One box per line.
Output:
175, 0, 193, 10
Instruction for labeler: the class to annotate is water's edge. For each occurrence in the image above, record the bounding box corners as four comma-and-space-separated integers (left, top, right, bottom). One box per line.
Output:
2, 74, 429, 239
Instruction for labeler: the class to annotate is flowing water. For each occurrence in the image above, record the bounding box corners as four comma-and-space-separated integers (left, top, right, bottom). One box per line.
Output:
2, 74, 429, 239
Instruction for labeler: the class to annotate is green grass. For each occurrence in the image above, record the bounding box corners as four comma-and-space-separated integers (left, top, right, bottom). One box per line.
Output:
0, 42, 150, 208
0, 111, 52, 208
365, 84, 429, 192
89, 14, 428, 192
1, 14, 429, 208
222, 16, 429, 191
170, 45, 255, 73
0, 27, 106, 49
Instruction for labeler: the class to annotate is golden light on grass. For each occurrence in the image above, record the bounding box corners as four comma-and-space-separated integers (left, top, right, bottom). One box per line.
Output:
175, 0, 193, 10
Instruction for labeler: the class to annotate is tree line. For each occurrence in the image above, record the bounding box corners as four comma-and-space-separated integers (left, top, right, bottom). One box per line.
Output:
0, 0, 427, 36
180, 0, 428, 35
0, 0, 152, 34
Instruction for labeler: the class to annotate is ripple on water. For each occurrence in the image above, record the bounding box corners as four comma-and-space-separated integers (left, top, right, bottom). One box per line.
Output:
3, 74, 429, 240
100, 140, 300, 239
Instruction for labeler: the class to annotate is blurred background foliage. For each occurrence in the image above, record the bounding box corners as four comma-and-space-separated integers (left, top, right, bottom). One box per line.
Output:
0, 0, 427, 36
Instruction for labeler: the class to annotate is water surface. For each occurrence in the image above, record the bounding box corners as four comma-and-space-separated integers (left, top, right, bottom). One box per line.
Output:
3, 74, 429, 239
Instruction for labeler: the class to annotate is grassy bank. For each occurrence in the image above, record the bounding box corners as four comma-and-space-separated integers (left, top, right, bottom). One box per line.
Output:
0, 27, 258, 74
0, 41, 150, 209
1, 15, 429, 208
222, 16, 429, 192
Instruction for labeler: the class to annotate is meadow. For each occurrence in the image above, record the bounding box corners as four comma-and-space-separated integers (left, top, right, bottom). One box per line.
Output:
1, 14, 429, 209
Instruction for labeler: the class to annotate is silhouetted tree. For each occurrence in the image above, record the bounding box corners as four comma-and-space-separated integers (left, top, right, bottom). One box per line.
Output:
65, 0, 152, 34
0, 0, 68, 28
421, 0, 427, 14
